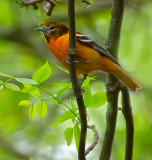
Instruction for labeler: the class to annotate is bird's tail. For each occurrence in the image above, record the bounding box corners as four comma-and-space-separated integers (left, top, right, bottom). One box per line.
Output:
99, 58, 141, 92
113, 68, 141, 92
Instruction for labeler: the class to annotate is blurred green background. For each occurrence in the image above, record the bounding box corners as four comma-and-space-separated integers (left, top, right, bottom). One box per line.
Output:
0, 0, 152, 159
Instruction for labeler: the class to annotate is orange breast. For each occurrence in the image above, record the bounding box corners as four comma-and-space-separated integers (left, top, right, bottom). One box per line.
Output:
46, 33, 103, 77
47, 33, 69, 68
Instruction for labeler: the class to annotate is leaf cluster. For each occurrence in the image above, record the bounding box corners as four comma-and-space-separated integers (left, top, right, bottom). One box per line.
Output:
0, 61, 107, 150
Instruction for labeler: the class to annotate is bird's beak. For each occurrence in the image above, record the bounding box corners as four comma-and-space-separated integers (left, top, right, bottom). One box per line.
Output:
36, 26, 48, 33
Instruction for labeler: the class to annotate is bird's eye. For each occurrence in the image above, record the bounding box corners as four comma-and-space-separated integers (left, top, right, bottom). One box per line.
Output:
50, 26, 55, 30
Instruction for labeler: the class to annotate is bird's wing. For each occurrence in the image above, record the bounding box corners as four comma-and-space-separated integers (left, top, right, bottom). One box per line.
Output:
76, 33, 119, 65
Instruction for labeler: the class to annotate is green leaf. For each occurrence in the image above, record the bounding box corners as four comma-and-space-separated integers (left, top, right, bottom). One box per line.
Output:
5, 83, 20, 91
0, 85, 3, 91
51, 111, 74, 127
22, 85, 38, 93
84, 90, 107, 108
92, 92, 107, 108
54, 62, 69, 74
57, 83, 71, 97
32, 62, 51, 84
22, 85, 40, 97
83, 84, 93, 107
81, 76, 96, 88
70, 99, 78, 123
30, 88, 40, 97
0, 80, 4, 90
83, 83, 107, 108
18, 100, 31, 107
51, 83, 72, 88
64, 128, 73, 146
15, 78, 37, 85
29, 105, 37, 120
70, 98, 77, 110
36, 102, 47, 119
0, 80, 4, 85
74, 122, 80, 151
0, 72, 14, 78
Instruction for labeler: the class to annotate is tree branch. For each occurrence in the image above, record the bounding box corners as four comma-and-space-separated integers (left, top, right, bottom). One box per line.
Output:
99, 80, 120, 160
121, 86, 134, 160
19, 0, 56, 15
85, 125, 99, 156
105, 0, 124, 58
68, 0, 87, 160
20, 0, 42, 9
43, 0, 56, 15
82, 0, 91, 5
100, 0, 124, 159
20, 0, 42, 5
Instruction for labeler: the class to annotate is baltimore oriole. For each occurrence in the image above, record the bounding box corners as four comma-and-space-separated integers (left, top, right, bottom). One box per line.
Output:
37, 22, 141, 92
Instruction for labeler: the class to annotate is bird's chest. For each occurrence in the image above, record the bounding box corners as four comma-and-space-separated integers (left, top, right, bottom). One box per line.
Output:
47, 37, 69, 67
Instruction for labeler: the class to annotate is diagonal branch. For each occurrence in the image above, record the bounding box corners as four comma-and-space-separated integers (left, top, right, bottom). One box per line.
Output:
19, 0, 56, 15
68, 0, 87, 160
100, 0, 124, 159
19, 0, 42, 5
121, 86, 134, 160
82, 0, 91, 5
19, 0, 42, 9
44, 0, 56, 15
85, 125, 99, 156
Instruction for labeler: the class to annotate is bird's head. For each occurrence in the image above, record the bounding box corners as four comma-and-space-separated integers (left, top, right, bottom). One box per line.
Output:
36, 22, 69, 41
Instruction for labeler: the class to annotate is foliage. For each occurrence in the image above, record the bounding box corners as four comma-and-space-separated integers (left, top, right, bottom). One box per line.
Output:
0, 62, 107, 152
0, 0, 152, 159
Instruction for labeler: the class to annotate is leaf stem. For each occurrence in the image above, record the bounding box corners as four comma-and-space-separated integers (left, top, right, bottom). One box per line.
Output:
38, 85, 80, 121
5, 77, 15, 83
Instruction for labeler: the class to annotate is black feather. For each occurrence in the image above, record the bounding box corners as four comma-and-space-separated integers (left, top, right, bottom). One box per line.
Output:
76, 33, 119, 65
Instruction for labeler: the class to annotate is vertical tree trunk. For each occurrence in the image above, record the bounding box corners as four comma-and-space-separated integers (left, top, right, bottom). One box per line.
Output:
68, 0, 87, 159
100, 0, 125, 159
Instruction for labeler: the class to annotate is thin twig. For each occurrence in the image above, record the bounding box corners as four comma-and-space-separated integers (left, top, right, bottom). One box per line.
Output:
20, 0, 42, 9
43, 2, 51, 15
20, 0, 42, 5
85, 125, 99, 156
121, 86, 134, 160
82, 0, 91, 5
68, 0, 87, 160
19, 0, 56, 15
47, 0, 56, 5
99, 0, 124, 159
45, 0, 56, 15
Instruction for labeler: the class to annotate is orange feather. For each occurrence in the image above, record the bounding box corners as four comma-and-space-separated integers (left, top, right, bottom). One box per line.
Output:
37, 22, 141, 92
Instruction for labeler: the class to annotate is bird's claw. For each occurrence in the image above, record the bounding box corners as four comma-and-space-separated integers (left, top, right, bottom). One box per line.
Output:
66, 56, 78, 64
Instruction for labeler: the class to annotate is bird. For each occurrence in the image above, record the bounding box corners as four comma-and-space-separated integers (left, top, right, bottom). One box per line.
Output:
36, 22, 141, 92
